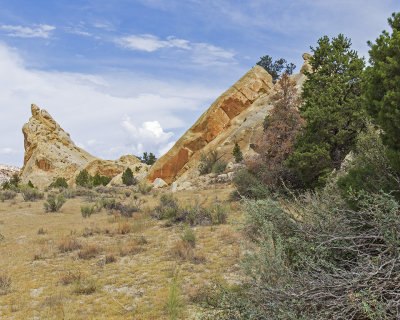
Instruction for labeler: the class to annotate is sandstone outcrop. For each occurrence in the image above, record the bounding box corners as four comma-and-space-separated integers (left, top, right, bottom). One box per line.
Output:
0, 164, 20, 185
20, 104, 143, 189
148, 54, 310, 186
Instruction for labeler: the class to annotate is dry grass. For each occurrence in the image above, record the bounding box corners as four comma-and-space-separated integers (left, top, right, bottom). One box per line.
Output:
77, 244, 101, 260
0, 187, 241, 319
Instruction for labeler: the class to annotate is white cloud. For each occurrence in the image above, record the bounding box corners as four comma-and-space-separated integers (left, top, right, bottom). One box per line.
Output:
0, 42, 221, 166
115, 33, 235, 66
1, 24, 55, 38
116, 34, 190, 52
121, 118, 174, 155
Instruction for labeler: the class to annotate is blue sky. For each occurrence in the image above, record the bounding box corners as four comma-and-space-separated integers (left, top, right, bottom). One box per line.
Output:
0, 0, 398, 166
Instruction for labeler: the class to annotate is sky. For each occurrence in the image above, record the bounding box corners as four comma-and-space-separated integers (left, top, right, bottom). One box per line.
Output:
0, 0, 398, 167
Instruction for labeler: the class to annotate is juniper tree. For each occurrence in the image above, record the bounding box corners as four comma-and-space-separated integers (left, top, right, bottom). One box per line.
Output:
363, 12, 400, 173
287, 34, 366, 188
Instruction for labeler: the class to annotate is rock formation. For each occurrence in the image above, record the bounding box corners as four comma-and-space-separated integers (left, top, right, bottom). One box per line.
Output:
0, 164, 20, 185
20, 104, 144, 189
148, 54, 310, 187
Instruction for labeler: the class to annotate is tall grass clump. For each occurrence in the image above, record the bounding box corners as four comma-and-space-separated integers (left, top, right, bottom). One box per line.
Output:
44, 194, 66, 212
167, 270, 182, 320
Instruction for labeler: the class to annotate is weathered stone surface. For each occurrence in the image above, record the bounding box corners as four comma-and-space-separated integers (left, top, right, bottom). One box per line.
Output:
20, 104, 143, 189
153, 178, 167, 188
148, 54, 310, 187
148, 66, 274, 184
0, 164, 20, 185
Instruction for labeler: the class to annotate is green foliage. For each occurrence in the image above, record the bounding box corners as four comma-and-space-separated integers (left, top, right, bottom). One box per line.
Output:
122, 167, 137, 186
181, 227, 196, 247
27, 180, 34, 188
231, 169, 271, 200
256, 54, 296, 82
363, 12, 400, 172
75, 170, 91, 187
9, 174, 20, 188
198, 151, 226, 175
232, 142, 243, 163
0, 190, 17, 202
49, 177, 68, 189
44, 194, 66, 212
20, 185, 44, 201
1, 181, 11, 190
139, 152, 157, 165
204, 190, 400, 319
81, 205, 95, 218
92, 173, 111, 187
336, 127, 399, 208
287, 34, 366, 188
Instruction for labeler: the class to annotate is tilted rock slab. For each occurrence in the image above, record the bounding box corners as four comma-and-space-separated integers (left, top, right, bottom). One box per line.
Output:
20, 104, 143, 189
148, 55, 310, 186
148, 66, 274, 184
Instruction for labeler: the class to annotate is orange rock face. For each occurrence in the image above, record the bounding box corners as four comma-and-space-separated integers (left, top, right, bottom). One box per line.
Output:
148, 66, 273, 184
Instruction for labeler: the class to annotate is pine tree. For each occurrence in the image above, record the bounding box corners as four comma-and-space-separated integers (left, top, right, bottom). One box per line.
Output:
257, 73, 304, 187
287, 34, 366, 188
363, 12, 400, 172
122, 167, 136, 186
233, 142, 243, 163
75, 169, 91, 187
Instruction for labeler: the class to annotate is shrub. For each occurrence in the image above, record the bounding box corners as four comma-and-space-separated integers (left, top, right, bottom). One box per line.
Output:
92, 173, 111, 187
204, 190, 400, 319
0, 190, 17, 201
75, 169, 91, 187
233, 142, 243, 163
77, 245, 100, 260
138, 182, 152, 195
27, 180, 34, 188
49, 177, 68, 189
231, 169, 270, 200
181, 227, 196, 247
198, 151, 226, 175
105, 254, 116, 264
81, 205, 95, 218
1, 181, 11, 190
122, 168, 137, 186
59, 270, 82, 285
44, 194, 66, 212
153, 194, 179, 220
21, 186, 44, 201
71, 279, 97, 295
0, 273, 12, 295
58, 237, 82, 252
9, 174, 20, 188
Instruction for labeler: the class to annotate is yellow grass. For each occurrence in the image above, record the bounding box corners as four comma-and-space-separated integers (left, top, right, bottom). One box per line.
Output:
0, 187, 243, 319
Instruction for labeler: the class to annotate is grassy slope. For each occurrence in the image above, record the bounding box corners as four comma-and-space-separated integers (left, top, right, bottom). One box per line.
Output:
0, 187, 242, 319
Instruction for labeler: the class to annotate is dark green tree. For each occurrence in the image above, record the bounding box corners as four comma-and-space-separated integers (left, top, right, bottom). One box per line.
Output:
49, 177, 68, 189
27, 180, 35, 188
75, 169, 91, 187
256, 55, 296, 82
363, 12, 400, 172
122, 167, 137, 186
139, 152, 157, 165
287, 34, 366, 188
9, 173, 20, 188
233, 142, 243, 163
92, 173, 102, 187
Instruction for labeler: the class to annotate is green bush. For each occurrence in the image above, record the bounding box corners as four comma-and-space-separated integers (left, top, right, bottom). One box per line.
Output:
181, 227, 196, 247
138, 183, 152, 195
49, 177, 68, 189
21, 186, 44, 201
232, 142, 243, 163
44, 194, 66, 212
336, 127, 399, 208
75, 170, 91, 187
198, 151, 226, 175
231, 169, 270, 200
203, 189, 400, 319
92, 173, 111, 187
27, 180, 34, 188
0, 190, 17, 201
81, 205, 95, 218
122, 168, 137, 186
